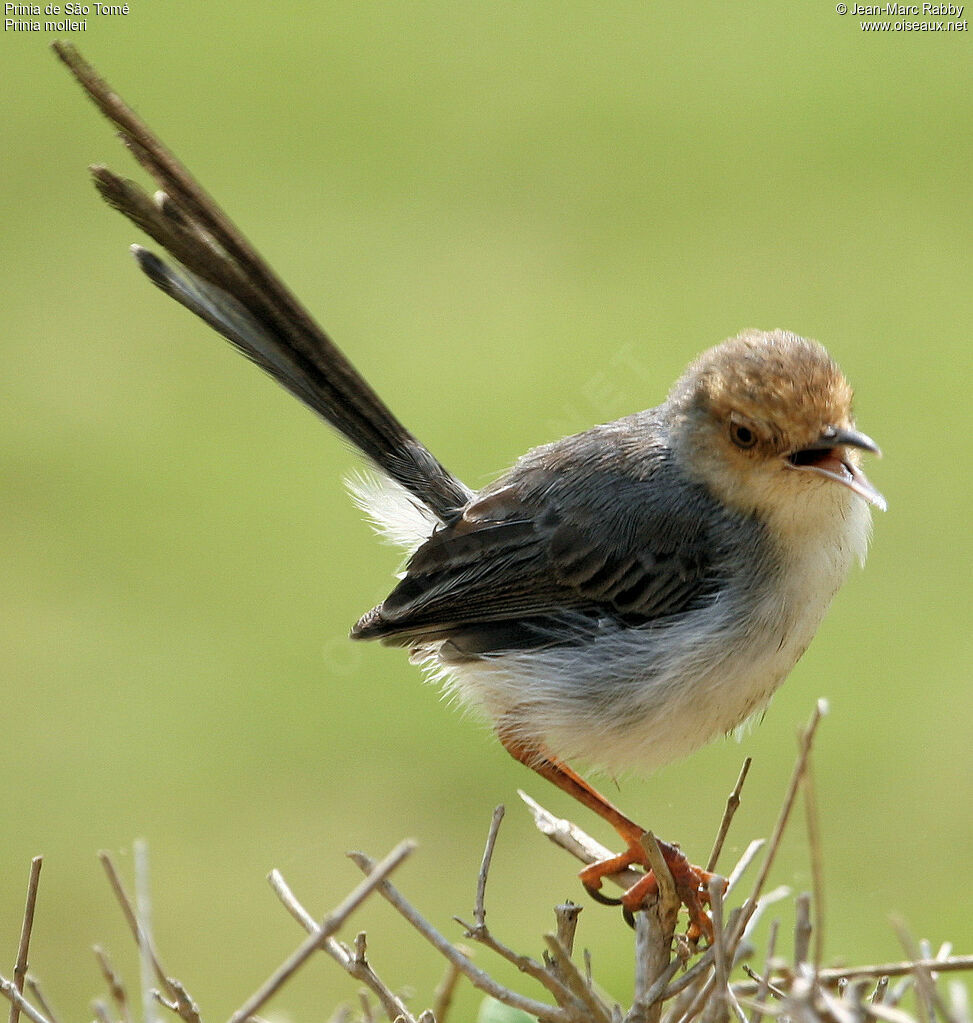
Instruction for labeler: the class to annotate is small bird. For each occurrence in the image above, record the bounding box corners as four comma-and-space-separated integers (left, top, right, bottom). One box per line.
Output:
56, 43, 885, 943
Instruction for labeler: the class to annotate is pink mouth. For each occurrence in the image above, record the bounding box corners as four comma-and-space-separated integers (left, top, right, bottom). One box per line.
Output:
787, 449, 887, 511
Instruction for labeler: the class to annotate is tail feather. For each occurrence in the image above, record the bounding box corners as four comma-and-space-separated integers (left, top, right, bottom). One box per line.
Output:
55, 42, 472, 522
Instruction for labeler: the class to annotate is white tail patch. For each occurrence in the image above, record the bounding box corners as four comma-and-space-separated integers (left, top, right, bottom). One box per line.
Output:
345, 470, 439, 555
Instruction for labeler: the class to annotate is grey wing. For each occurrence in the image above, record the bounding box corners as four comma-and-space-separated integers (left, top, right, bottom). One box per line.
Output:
351, 457, 722, 655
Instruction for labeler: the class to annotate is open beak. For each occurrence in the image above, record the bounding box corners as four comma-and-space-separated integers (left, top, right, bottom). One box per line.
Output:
786, 427, 887, 512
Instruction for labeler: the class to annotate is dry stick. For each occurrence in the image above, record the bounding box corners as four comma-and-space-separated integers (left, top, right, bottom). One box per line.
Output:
553, 904, 583, 961
134, 840, 158, 1023
22, 981, 58, 1023
626, 914, 671, 1023
227, 839, 416, 1023
708, 760, 753, 873
890, 918, 959, 1023
99, 854, 175, 1002
747, 918, 779, 1023
801, 754, 825, 972
793, 895, 812, 972
9, 857, 42, 1023
626, 832, 680, 1023
94, 947, 130, 1023
94, 999, 115, 1023
152, 979, 200, 1023
348, 850, 571, 1023
475, 806, 505, 928
518, 790, 644, 892
542, 935, 612, 1023
545, 902, 587, 1012
267, 869, 414, 1023
728, 700, 828, 950
454, 812, 576, 1007
730, 957, 973, 993
709, 879, 731, 1020
431, 961, 464, 1023
871, 977, 890, 1006
453, 911, 572, 1006
0, 979, 52, 1023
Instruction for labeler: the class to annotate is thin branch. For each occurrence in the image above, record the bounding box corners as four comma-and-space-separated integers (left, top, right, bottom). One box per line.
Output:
553, 903, 582, 961
454, 912, 574, 1006
151, 978, 200, 1023
474, 807, 505, 929
731, 700, 827, 946
227, 839, 416, 1023
518, 790, 643, 891
640, 832, 677, 906
22, 981, 57, 1023
802, 754, 826, 971
133, 841, 157, 1023
708, 760, 752, 873
92, 1000, 113, 1023
98, 853, 176, 1004
267, 869, 413, 1023
542, 934, 612, 1023
748, 917, 779, 1023
9, 856, 43, 1023
348, 850, 571, 1023
0, 978, 53, 1023
431, 960, 464, 1023
94, 947, 130, 1023
730, 956, 973, 993
710, 878, 731, 1014
890, 918, 959, 1023
793, 894, 812, 971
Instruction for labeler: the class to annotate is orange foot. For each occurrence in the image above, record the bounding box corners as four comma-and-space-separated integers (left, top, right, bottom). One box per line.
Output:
578, 835, 724, 944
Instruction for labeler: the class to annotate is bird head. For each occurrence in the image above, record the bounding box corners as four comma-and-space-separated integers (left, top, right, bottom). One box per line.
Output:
668, 329, 886, 527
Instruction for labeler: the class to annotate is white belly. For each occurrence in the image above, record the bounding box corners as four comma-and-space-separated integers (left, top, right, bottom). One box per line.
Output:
430, 492, 872, 775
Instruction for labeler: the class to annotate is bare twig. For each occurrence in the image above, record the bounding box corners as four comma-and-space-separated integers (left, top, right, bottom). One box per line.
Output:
627, 910, 675, 1023
794, 894, 812, 971
518, 790, 643, 892
431, 960, 464, 1023
542, 934, 612, 1023
748, 917, 779, 1023
348, 850, 571, 1023
475, 807, 505, 928
708, 760, 753, 873
152, 978, 200, 1023
730, 956, 973, 994
9, 856, 43, 1023
553, 903, 583, 961
802, 754, 825, 972
98, 853, 174, 1003
227, 839, 415, 1023
94, 947, 130, 1023
890, 918, 959, 1023
92, 1000, 113, 1023
710, 878, 731, 1018
268, 870, 317, 933
23, 980, 58, 1023
641, 832, 677, 907
133, 841, 157, 1023
730, 700, 827, 947
267, 869, 414, 1023
0, 977, 52, 1023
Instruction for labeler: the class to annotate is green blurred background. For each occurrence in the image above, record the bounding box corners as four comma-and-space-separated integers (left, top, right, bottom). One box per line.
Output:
2, 2, 970, 1017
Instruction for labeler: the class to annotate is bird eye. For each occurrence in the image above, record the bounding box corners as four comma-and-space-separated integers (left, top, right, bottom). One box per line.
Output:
730, 421, 757, 449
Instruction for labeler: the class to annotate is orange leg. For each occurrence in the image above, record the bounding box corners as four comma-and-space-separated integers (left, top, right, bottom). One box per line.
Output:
499, 730, 722, 943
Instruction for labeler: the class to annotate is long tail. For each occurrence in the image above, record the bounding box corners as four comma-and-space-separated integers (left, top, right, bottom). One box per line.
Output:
53, 42, 472, 522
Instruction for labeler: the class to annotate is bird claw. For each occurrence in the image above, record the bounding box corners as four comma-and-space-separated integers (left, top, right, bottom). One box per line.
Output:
582, 882, 624, 907
578, 836, 724, 946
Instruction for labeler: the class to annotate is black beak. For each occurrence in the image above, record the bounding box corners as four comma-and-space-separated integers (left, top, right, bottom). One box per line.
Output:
786, 426, 886, 511
801, 426, 882, 458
